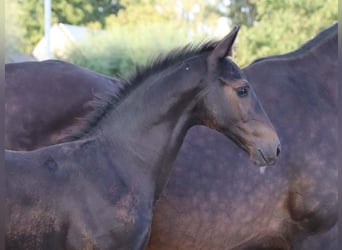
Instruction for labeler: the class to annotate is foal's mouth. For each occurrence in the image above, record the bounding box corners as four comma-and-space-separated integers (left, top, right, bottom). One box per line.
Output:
255, 148, 277, 167
258, 149, 270, 166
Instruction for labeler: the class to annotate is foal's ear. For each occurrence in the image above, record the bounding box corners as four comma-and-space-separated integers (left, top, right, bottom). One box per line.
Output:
208, 26, 240, 67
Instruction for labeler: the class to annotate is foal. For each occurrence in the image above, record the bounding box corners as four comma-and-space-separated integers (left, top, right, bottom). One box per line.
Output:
6, 27, 280, 250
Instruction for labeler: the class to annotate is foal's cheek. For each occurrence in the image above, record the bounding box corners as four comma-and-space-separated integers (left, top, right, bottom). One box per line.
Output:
223, 86, 245, 121
240, 97, 254, 122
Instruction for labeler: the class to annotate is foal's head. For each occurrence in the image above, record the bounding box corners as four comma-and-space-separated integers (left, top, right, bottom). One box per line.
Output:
191, 27, 281, 166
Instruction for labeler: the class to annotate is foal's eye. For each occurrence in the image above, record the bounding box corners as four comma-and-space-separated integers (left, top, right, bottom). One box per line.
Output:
236, 86, 249, 97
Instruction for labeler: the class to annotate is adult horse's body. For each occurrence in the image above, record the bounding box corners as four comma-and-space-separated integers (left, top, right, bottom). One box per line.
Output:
5, 24, 337, 249
5, 60, 123, 150
5, 27, 281, 249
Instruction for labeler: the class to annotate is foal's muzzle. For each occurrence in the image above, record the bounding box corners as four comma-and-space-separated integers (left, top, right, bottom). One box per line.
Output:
251, 141, 281, 167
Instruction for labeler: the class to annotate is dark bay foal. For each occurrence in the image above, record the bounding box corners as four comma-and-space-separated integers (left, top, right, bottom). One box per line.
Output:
6, 27, 280, 250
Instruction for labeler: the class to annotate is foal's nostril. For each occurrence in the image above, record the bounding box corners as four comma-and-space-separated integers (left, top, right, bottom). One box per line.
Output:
276, 145, 281, 157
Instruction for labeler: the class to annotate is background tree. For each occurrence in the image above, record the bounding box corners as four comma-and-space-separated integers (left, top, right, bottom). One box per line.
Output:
8, 0, 123, 53
65, 0, 336, 75
5, 0, 28, 57
211, 0, 257, 27
6, 0, 337, 71
236, 0, 337, 66
65, 0, 228, 76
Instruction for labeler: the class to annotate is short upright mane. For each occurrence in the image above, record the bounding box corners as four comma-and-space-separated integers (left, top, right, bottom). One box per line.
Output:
64, 40, 218, 141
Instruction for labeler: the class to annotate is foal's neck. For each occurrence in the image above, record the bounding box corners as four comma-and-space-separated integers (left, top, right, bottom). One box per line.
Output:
97, 62, 204, 199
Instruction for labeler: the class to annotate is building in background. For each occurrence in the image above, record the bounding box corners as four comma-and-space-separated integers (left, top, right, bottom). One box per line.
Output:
32, 23, 91, 61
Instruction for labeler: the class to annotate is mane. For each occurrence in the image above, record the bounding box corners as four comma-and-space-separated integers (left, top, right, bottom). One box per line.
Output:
64, 40, 218, 141
250, 23, 338, 64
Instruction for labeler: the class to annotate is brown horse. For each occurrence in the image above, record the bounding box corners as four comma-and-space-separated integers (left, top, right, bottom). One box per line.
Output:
6, 24, 336, 249
5, 60, 124, 150
5, 27, 281, 250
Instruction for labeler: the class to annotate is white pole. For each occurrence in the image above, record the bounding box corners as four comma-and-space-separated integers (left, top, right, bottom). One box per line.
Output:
44, 0, 51, 59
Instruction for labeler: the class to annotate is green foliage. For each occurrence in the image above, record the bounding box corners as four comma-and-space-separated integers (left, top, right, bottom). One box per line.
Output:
52, 0, 123, 26
8, 0, 123, 53
65, 0, 337, 76
7, 0, 241, 54
235, 0, 338, 66
14, 0, 46, 53
7, 0, 337, 74
65, 22, 193, 77
5, 0, 28, 57
214, 0, 257, 27
65, 0, 222, 77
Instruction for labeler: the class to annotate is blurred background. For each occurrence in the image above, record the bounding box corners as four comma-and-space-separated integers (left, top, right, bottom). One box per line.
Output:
5, 0, 337, 77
